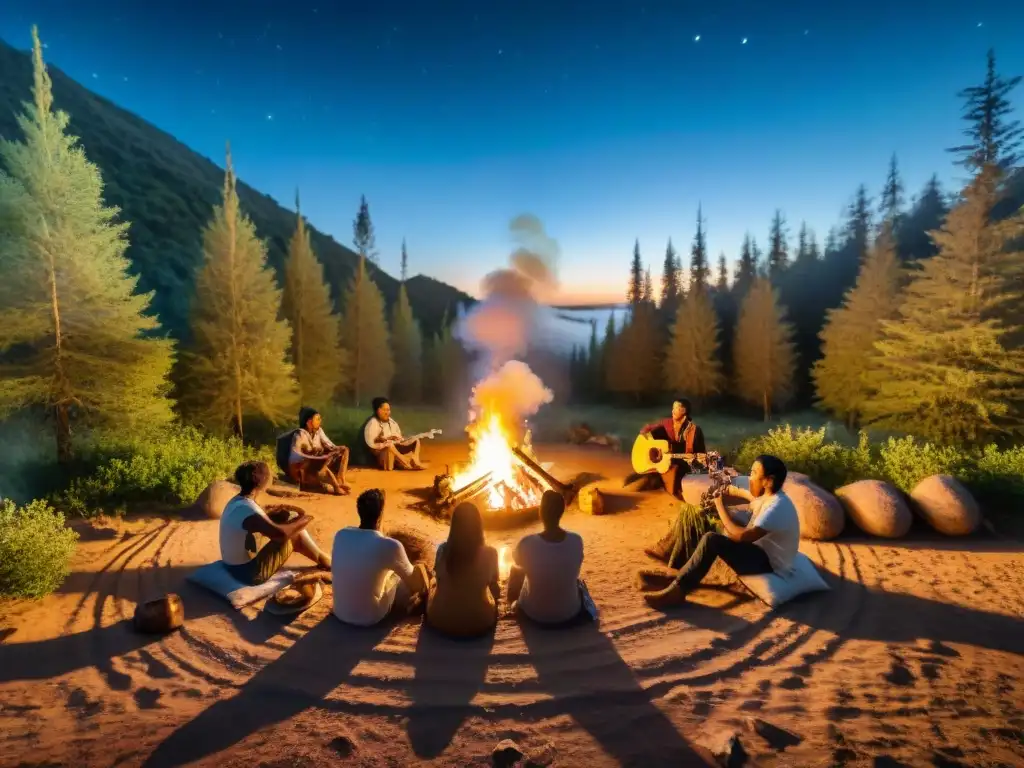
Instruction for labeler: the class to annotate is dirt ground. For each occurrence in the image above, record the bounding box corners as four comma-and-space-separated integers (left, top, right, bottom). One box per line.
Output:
1, 442, 1022, 768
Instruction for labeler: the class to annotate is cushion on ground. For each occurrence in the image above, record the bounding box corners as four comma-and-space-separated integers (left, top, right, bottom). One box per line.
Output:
187, 561, 297, 610
191, 480, 240, 519
738, 552, 830, 608
783, 477, 845, 541
910, 474, 982, 536
835, 479, 912, 538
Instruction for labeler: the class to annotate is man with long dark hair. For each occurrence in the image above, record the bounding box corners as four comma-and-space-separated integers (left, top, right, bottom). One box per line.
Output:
637, 397, 707, 498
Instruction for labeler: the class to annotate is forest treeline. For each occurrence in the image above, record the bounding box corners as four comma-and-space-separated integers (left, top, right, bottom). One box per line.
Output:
568, 50, 1024, 448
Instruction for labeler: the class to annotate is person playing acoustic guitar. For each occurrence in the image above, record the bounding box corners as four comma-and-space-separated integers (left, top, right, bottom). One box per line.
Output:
637, 397, 707, 499
364, 396, 428, 471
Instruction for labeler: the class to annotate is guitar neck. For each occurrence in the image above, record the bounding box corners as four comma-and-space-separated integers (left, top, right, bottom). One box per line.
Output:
402, 430, 439, 443
666, 452, 707, 462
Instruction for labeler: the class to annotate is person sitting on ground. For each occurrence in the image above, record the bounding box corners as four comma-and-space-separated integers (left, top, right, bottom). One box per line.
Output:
288, 407, 351, 495
507, 490, 591, 627
331, 488, 429, 626
426, 502, 501, 639
363, 396, 426, 471
636, 397, 707, 499
644, 454, 800, 609
219, 461, 331, 585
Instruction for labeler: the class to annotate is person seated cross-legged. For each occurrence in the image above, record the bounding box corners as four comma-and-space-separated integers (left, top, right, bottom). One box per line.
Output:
426, 502, 501, 639
331, 489, 429, 626
363, 396, 425, 471
219, 461, 331, 586
644, 454, 800, 609
288, 407, 351, 495
507, 490, 591, 627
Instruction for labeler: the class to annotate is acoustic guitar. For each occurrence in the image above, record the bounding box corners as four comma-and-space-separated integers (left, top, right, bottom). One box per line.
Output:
393, 428, 443, 446
630, 433, 707, 475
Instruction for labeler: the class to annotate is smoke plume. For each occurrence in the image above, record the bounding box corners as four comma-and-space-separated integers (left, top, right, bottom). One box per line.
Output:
456, 213, 559, 371
468, 360, 554, 440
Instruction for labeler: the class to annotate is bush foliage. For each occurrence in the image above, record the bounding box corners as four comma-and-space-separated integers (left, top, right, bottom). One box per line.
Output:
0, 499, 78, 598
736, 425, 1024, 515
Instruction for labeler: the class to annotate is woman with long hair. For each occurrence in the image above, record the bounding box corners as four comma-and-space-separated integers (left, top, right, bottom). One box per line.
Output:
426, 502, 501, 638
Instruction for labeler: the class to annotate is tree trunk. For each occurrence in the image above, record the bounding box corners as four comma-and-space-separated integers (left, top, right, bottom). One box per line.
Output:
762, 389, 771, 422
55, 403, 73, 465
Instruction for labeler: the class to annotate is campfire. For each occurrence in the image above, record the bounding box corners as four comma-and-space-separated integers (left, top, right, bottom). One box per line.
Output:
430, 385, 574, 526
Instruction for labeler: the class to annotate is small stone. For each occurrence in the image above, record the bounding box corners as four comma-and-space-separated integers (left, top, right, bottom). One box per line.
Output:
329, 735, 356, 757
492, 738, 525, 767
696, 729, 749, 767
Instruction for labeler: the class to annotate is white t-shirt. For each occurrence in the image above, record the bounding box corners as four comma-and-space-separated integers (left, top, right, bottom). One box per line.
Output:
219, 496, 271, 566
332, 527, 414, 626
749, 491, 800, 575
289, 427, 337, 465
363, 417, 402, 450
515, 531, 584, 624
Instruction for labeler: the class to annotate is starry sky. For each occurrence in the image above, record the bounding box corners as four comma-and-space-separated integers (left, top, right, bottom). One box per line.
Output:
1, 1, 1022, 304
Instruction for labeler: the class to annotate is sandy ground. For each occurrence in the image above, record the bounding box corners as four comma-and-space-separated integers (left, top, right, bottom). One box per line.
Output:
1, 442, 1023, 768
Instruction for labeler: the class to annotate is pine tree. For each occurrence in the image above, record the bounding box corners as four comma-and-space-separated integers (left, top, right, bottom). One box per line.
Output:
627, 239, 644, 306
353, 194, 379, 264
715, 252, 729, 293
600, 312, 617, 396
659, 238, 681, 316
796, 221, 810, 263
733, 234, 757, 296
690, 204, 710, 293
823, 226, 839, 257
663, 288, 723, 399
899, 175, 949, 262
586, 319, 601, 401
845, 185, 873, 262
948, 49, 1022, 174
423, 317, 467, 407
390, 243, 423, 403
281, 191, 347, 406
812, 236, 901, 429
807, 231, 821, 262
878, 153, 905, 241
861, 179, 1024, 445
607, 302, 662, 402
752, 238, 765, 278
767, 209, 789, 279
178, 146, 297, 437
0, 28, 175, 461
339, 255, 394, 407
642, 266, 654, 305
400, 238, 409, 281
732, 277, 797, 421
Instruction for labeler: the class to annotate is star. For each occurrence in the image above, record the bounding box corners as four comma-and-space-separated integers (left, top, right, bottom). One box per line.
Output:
276, 43, 283, 51
122, 76, 128, 82
741, 37, 748, 45
804, 29, 809, 35
266, 113, 274, 121
977, 22, 983, 27
694, 35, 700, 42
498, 48, 504, 55
91, 72, 98, 79
42, 42, 49, 49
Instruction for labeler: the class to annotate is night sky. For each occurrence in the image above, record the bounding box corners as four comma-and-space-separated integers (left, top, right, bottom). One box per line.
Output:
1, 1, 1022, 303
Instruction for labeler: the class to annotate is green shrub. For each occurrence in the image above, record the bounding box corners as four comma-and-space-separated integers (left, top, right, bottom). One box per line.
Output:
964, 444, 1024, 513
734, 426, 874, 490
57, 425, 274, 517
874, 437, 969, 493
0, 499, 79, 598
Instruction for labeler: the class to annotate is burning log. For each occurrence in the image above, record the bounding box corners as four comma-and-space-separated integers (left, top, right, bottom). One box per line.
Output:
438, 470, 494, 509
511, 444, 575, 501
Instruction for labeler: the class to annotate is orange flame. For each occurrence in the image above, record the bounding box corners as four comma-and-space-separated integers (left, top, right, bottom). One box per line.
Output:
452, 412, 542, 511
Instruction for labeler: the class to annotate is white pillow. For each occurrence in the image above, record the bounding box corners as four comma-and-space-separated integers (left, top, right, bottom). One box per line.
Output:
737, 552, 830, 609
187, 561, 297, 610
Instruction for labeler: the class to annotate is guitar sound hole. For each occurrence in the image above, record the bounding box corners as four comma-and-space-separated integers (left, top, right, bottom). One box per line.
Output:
648, 448, 662, 463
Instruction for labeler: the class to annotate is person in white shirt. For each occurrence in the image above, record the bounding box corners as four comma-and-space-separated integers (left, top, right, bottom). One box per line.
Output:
288, 407, 350, 495
362, 397, 425, 471
219, 461, 331, 585
331, 488, 428, 626
644, 454, 800, 609
508, 491, 590, 626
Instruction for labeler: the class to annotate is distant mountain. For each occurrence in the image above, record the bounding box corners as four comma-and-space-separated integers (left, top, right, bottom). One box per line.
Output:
0, 39, 473, 340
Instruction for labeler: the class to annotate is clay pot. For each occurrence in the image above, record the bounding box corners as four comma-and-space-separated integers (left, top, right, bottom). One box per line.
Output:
835, 479, 912, 538
783, 476, 845, 541
910, 474, 982, 536
134, 594, 184, 634
191, 480, 240, 519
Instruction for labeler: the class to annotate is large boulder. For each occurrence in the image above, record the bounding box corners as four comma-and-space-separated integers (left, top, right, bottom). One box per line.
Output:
835, 479, 912, 538
784, 476, 845, 541
191, 480, 240, 519
910, 474, 982, 536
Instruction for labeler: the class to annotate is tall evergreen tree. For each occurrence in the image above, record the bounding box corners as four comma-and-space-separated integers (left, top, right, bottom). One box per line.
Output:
642, 266, 655, 305
812, 237, 901, 429
715, 252, 729, 293
423, 317, 467, 407
607, 302, 662, 402
390, 244, 423, 403
844, 184, 873, 260
878, 153, 905, 241
823, 226, 839, 257
807, 231, 821, 262
899, 175, 949, 262
752, 238, 765, 278
795, 221, 810, 263
862, 179, 1024, 445
663, 288, 723, 400
732, 277, 797, 421
0, 28, 174, 460
690, 204, 710, 293
767, 209, 789, 279
400, 238, 409, 281
178, 146, 297, 437
659, 238, 681, 315
586, 319, 601, 401
353, 194, 379, 264
600, 312, 617, 394
338, 255, 394, 407
948, 49, 1022, 174
627, 239, 644, 306
281, 191, 347, 406
733, 234, 757, 296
